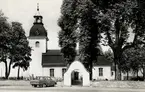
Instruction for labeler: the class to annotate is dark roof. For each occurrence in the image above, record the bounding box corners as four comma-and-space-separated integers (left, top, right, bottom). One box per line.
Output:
28, 36, 48, 40
42, 50, 66, 67
42, 50, 111, 67
94, 56, 112, 66
43, 50, 62, 55
29, 24, 47, 37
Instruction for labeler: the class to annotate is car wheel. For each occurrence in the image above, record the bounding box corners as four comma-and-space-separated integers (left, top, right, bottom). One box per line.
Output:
34, 85, 37, 87
42, 84, 46, 87
39, 84, 43, 88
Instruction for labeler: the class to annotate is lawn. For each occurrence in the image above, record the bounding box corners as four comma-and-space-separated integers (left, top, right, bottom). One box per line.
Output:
0, 80, 145, 89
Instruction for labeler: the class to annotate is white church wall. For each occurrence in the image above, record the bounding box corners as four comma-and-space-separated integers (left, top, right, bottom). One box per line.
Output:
0, 61, 29, 78
29, 38, 47, 53
92, 66, 112, 80
42, 67, 66, 78
0, 62, 5, 77
28, 38, 47, 77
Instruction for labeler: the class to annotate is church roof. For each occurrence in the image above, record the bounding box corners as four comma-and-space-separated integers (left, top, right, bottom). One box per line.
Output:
29, 4, 47, 37
29, 24, 47, 37
94, 55, 112, 66
42, 50, 66, 67
42, 50, 111, 67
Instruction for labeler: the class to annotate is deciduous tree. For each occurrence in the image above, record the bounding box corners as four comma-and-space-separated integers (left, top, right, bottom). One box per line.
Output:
0, 11, 31, 79
0, 10, 12, 79
96, 0, 145, 80
11, 22, 31, 79
58, 0, 78, 65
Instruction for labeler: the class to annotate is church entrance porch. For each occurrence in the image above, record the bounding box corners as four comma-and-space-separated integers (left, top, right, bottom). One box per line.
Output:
64, 61, 90, 86
71, 70, 83, 86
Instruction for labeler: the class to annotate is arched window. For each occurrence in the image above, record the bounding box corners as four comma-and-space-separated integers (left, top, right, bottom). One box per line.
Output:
35, 41, 40, 47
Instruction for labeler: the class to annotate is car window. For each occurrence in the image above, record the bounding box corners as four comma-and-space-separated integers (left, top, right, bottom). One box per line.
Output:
40, 77, 43, 80
46, 77, 51, 80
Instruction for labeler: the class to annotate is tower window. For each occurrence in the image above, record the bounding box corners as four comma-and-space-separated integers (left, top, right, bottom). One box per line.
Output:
35, 41, 40, 47
50, 69, 54, 77
62, 68, 66, 77
99, 68, 103, 76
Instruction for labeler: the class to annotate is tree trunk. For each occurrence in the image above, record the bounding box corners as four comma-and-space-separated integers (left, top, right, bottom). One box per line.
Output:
4, 61, 8, 79
127, 71, 129, 80
114, 62, 120, 80
143, 67, 145, 81
4, 60, 12, 79
119, 69, 122, 80
89, 61, 93, 80
17, 66, 20, 80
8, 61, 12, 77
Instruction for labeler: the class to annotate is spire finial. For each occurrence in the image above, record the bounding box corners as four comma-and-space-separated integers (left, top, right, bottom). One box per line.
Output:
37, 3, 39, 11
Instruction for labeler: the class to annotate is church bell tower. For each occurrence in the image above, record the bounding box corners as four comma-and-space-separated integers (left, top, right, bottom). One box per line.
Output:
28, 3, 48, 76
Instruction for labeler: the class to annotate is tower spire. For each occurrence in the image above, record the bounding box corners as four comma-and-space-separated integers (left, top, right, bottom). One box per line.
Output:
37, 3, 39, 11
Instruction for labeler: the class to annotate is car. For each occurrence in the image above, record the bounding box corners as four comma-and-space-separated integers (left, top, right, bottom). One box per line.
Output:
30, 76, 57, 87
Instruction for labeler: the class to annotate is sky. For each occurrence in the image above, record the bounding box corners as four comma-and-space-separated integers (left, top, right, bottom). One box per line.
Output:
0, 0, 63, 49
0, 0, 111, 51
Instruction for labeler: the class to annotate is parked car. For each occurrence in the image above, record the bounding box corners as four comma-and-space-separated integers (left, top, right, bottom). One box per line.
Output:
30, 76, 57, 87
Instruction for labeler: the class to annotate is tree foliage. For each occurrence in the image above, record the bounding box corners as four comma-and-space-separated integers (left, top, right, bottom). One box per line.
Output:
104, 49, 114, 62
0, 11, 12, 79
0, 11, 31, 79
121, 46, 145, 80
77, 0, 101, 80
59, 0, 102, 80
58, 0, 78, 65
11, 22, 31, 79
58, 0, 145, 80
93, 0, 145, 80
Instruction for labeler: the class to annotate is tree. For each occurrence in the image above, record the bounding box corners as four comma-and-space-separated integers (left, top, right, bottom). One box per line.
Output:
76, 0, 138, 80
95, 0, 145, 80
58, 0, 101, 80
58, 0, 145, 80
0, 12, 31, 79
120, 48, 133, 80
10, 22, 31, 79
74, 0, 101, 80
121, 46, 145, 80
138, 47, 145, 80
0, 10, 12, 79
104, 49, 114, 62
58, 0, 78, 66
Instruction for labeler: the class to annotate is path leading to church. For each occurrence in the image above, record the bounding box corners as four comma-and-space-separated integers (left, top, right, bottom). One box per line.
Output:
0, 86, 145, 92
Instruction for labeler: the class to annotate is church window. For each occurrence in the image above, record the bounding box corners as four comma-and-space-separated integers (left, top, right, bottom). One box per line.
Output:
35, 41, 40, 47
62, 68, 66, 77
99, 68, 103, 76
111, 71, 114, 76
50, 69, 54, 77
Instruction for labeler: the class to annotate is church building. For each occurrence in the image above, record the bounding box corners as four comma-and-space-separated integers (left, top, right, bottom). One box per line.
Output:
27, 6, 114, 81
0, 5, 115, 81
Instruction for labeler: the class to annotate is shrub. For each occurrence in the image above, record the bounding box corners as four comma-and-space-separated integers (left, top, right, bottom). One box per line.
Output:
130, 77, 144, 81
